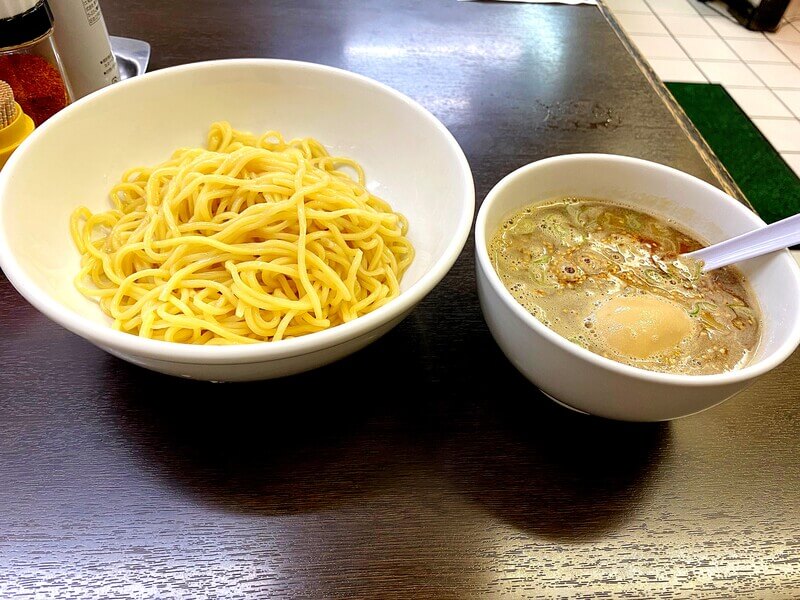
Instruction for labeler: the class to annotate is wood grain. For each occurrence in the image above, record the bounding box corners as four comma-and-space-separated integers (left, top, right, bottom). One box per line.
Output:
0, 1, 798, 597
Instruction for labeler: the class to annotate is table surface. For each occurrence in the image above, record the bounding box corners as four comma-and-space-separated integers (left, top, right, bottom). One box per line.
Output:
1, 1, 798, 598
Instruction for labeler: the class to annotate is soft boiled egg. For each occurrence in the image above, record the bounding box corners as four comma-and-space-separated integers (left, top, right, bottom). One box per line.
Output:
594, 295, 693, 359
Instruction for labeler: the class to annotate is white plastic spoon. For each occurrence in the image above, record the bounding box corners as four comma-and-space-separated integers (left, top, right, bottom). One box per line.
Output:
685, 212, 800, 272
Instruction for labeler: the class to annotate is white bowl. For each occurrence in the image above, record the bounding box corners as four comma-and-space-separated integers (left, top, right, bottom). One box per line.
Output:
475, 154, 800, 421
0, 59, 474, 381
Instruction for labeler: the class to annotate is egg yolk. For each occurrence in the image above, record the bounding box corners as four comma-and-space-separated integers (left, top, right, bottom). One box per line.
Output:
594, 295, 693, 359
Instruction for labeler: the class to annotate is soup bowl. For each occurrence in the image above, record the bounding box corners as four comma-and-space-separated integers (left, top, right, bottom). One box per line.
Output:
475, 154, 800, 421
0, 59, 474, 381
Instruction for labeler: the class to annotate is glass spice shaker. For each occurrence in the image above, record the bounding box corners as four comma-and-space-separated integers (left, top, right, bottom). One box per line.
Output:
0, 0, 72, 127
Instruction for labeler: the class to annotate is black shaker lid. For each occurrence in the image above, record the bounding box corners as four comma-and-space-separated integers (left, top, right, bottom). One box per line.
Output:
0, 0, 54, 49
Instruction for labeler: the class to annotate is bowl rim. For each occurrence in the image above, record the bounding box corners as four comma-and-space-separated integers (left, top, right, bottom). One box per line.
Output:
475, 153, 800, 387
0, 58, 475, 364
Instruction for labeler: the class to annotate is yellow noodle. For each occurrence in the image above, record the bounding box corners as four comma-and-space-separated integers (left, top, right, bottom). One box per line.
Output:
70, 122, 414, 344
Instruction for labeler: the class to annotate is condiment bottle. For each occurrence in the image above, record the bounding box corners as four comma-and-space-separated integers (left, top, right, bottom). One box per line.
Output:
0, 80, 35, 168
48, 0, 119, 99
0, 0, 72, 126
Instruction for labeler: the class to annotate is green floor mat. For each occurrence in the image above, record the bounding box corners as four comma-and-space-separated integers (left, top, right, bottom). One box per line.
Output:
666, 82, 800, 224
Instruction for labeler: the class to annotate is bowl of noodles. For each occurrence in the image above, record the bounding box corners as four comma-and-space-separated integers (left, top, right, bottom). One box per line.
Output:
0, 59, 474, 381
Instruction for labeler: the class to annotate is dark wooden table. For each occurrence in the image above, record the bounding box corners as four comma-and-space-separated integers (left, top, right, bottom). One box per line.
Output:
1, 1, 798, 597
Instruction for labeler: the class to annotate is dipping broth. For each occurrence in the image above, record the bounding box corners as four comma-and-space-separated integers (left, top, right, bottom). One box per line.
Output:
489, 198, 760, 375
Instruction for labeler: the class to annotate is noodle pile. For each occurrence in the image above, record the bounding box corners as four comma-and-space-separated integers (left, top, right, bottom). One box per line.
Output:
70, 122, 414, 344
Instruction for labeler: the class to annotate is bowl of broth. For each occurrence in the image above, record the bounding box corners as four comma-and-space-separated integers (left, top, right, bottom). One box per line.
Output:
475, 154, 800, 421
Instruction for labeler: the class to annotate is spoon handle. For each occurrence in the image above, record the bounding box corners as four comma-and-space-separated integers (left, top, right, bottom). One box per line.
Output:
686, 213, 800, 272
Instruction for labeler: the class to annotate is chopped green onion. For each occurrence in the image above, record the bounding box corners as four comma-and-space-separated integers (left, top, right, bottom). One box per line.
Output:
727, 302, 754, 319
689, 301, 718, 317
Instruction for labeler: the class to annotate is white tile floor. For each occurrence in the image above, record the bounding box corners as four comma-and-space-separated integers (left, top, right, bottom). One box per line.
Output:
604, 0, 800, 179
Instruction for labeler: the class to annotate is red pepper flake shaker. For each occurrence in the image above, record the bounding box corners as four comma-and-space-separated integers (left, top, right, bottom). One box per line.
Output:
0, 0, 72, 126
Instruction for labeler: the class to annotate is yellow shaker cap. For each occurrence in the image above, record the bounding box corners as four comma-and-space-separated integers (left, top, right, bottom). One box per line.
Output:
0, 102, 35, 168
